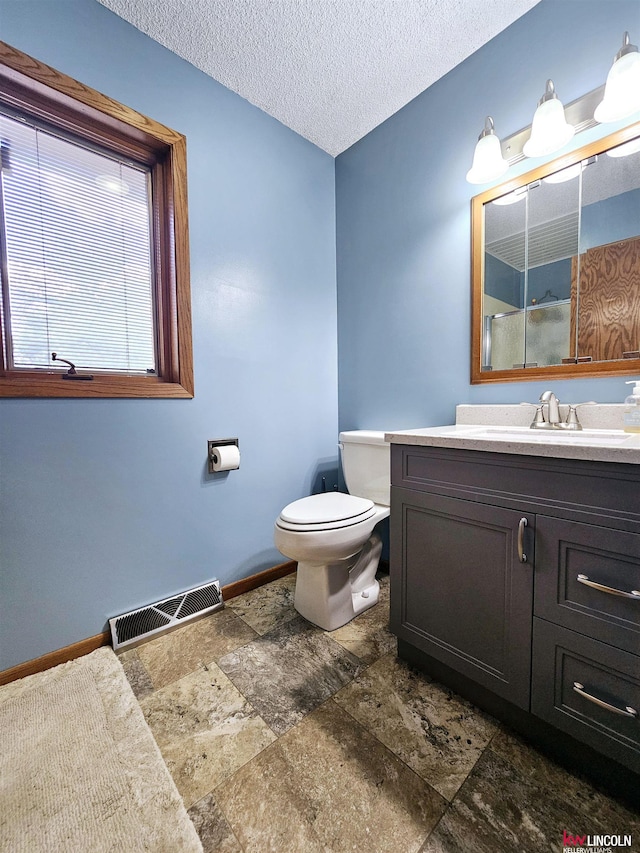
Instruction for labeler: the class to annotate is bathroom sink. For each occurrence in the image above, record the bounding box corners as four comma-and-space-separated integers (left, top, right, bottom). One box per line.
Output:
467, 427, 632, 445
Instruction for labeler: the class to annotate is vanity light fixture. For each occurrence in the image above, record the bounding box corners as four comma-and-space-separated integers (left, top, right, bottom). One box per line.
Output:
594, 32, 640, 124
466, 116, 509, 185
522, 80, 574, 158
466, 31, 640, 184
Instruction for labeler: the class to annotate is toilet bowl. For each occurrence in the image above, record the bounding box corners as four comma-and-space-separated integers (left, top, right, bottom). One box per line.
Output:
274, 431, 390, 631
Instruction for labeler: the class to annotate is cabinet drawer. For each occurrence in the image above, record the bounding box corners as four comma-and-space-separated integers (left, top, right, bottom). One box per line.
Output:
534, 516, 640, 654
391, 444, 640, 525
532, 619, 640, 773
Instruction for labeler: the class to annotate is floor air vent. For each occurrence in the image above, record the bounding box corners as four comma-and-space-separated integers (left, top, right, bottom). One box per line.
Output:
109, 580, 223, 651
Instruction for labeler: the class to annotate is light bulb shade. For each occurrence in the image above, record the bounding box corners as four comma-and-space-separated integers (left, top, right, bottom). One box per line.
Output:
542, 162, 583, 184
594, 35, 640, 123
606, 136, 640, 158
466, 120, 508, 184
491, 188, 527, 206
523, 83, 574, 158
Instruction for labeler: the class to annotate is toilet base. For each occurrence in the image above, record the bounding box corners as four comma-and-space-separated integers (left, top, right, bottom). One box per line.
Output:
351, 579, 380, 618
294, 533, 382, 631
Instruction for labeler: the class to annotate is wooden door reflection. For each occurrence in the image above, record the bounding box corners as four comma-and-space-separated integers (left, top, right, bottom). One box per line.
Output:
570, 236, 640, 362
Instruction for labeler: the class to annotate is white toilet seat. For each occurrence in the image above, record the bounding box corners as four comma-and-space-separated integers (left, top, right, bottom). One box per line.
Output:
276, 492, 375, 532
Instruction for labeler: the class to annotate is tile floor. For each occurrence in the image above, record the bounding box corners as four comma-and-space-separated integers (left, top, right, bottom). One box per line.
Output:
118, 572, 640, 853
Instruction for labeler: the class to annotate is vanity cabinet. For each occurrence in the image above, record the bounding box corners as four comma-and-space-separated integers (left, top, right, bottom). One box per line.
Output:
390, 444, 640, 776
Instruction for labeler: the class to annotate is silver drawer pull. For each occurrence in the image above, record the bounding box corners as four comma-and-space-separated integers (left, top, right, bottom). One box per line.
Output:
517, 517, 527, 563
576, 574, 640, 600
573, 682, 638, 718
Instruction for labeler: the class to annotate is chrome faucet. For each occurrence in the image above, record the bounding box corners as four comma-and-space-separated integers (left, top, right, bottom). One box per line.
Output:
524, 392, 596, 430
539, 390, 562, 427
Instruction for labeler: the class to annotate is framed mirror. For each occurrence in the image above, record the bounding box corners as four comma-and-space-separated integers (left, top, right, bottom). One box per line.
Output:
471, 120, 640, 384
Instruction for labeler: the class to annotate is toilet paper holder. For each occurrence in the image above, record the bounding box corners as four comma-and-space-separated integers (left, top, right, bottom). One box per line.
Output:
207, 438, 239, 474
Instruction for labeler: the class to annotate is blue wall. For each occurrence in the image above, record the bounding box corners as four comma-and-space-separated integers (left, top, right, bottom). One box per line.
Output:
0, 0, 338, 669
336, 0, 640, 431
2, 0, 639, 670
582, 188, 640, 249
485, 254, 522, 307
485, 257, 573, 308
527, 260, 572, 305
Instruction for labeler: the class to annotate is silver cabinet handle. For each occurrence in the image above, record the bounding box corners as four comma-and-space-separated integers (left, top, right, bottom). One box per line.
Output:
577, 574, 640, 600
573, 682, 638, 718
517, 517, 527, 563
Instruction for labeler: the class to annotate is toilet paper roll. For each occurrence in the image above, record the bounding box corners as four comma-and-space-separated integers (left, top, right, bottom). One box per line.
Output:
210, 444, 240, 472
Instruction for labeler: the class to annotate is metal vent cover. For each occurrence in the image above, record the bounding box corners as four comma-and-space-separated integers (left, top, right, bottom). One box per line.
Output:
109, 579, 223, 650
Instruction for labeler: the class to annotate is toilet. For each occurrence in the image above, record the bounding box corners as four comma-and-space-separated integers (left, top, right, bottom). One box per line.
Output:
274, 430, 390, 631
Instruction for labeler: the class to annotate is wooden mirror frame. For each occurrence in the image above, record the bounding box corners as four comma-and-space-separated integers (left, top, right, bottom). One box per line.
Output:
471, 119, 640, 385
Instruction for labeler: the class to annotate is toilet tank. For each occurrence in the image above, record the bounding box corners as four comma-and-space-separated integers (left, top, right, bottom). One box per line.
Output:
339, 430, 390, 506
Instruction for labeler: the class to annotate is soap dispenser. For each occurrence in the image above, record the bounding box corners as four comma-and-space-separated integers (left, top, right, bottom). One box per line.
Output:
623, 379, 640, 433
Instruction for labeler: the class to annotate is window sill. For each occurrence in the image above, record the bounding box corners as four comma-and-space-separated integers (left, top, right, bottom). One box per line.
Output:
0, 372, 194, 398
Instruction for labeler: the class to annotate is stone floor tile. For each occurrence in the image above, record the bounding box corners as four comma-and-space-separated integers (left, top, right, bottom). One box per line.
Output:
124, 571, 639, 851
489, 726, 640, 833
327, 574, 396, 665
333, 653, 497, 801
226, 573, 297, 635
139, 662, 276, 809
135, 609, 258, 690
215, 699, 447, 853
188, 791, 243, 853
218, 614, 363, 736
117, 647, 154, 700
420, 745, 635, 853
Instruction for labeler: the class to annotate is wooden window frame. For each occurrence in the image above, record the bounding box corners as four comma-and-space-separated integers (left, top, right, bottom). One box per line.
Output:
0, 41, 193, 398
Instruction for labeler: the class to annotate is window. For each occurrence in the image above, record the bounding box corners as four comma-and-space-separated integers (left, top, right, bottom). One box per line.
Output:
1, 114, 157, 374
0, 42, 193, 397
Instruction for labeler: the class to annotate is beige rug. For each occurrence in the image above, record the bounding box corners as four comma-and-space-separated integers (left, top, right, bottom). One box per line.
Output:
0, 647, 202, 852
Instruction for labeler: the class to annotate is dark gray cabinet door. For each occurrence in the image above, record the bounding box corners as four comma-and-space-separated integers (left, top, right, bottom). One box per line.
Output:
390, 487, 534, 709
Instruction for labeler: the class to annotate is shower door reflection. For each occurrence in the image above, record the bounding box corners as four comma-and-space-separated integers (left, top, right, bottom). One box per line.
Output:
487, 301, 571, 370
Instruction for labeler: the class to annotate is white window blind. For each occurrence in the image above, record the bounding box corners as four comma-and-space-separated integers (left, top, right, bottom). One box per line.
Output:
0, 112, 156, 374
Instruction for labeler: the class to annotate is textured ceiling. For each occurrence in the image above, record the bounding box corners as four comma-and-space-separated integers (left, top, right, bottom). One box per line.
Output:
97, 0, 541, 156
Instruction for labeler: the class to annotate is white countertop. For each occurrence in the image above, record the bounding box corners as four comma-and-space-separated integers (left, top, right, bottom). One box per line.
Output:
385, 405, 640, 464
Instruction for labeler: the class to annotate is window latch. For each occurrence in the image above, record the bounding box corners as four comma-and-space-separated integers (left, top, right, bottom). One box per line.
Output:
51, 352, 93, 380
